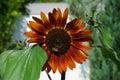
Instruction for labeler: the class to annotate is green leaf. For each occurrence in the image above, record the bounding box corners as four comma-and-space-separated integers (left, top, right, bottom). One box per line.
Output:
100, 27, 112, 48
101, 47, 120, 71
0, 45, 47, 80
0, 50, 14, 76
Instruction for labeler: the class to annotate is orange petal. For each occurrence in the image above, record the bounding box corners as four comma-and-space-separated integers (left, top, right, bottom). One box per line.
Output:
27, 23, 33, 30
48, 54, 58, 73
27, 37, 45, 43
32, 16, 43, 24
52, 55, 59, 73
24, 31, 44, 38
29, 21, 48, 35
61, 8, 68, 27
65, 52, 76, 70
71, 41, 91, 50
48, 54, 54, 70
69, 47, 87, 64
59, 55, 67, 72
70, 46, 88, 58
78, 49, 88, 58
58, 58, 63, 74
57, 8, 62, 17
40, 12, 53, 29
71, 52, 85, 64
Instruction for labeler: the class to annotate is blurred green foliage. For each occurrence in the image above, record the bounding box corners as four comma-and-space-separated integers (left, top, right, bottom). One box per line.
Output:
66, 0, 120, 80
0, 0, 36, 53
37, 0, 64, 2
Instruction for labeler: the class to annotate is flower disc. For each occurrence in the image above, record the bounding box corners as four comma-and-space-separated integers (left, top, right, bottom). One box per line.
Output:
45, 28, 71, 56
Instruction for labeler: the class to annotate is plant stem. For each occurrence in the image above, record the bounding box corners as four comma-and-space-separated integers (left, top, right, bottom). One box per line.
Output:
61, 71, 66, 80
45, 71, 52, 80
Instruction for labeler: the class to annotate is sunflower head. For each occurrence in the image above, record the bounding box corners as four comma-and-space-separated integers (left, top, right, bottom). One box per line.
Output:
24, 8, 92, 74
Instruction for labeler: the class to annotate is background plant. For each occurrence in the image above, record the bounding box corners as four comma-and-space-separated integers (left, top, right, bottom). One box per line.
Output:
0, 0, 36, 53
66, 0, 120, 80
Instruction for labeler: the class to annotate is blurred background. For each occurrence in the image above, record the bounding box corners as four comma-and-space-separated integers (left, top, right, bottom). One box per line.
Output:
0, 0, 120, 80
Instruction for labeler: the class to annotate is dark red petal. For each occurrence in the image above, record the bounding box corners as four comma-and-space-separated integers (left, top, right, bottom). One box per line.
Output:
72, 36, 92, 42
71, 29, 92, 37
49, 8, 57, 26
71, 41, 91, 50
48, 12, 56, 25
27, 37, 45, 43
69, 23, 86, 34
61, 8, 68, 27
55, 8, 62, 27
52, 8, 57, 15
66, 18, 82, 30
32, 16, 43, 24
71, 30, 92, 38
29, 21, 48, 35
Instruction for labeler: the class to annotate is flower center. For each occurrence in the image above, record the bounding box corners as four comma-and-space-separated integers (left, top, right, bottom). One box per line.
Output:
45, 28, 71, 56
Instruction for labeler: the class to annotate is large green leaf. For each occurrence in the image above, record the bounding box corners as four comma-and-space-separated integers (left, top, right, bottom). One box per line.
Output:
101, 47, 120, 71
0, 45, 47, 80
0, 50, 14, 77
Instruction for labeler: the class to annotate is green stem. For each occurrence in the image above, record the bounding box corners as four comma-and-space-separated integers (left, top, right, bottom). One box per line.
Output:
61, 71, 66, 80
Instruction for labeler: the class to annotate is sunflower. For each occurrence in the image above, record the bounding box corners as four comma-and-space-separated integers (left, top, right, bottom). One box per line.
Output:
24, 8, 92, 74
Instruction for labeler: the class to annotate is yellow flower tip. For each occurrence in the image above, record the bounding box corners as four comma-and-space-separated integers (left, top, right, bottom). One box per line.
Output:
27, 23, 30, 26
40, 12, 47, 19
40, 12, 44, 15
65, 7, 69, 12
